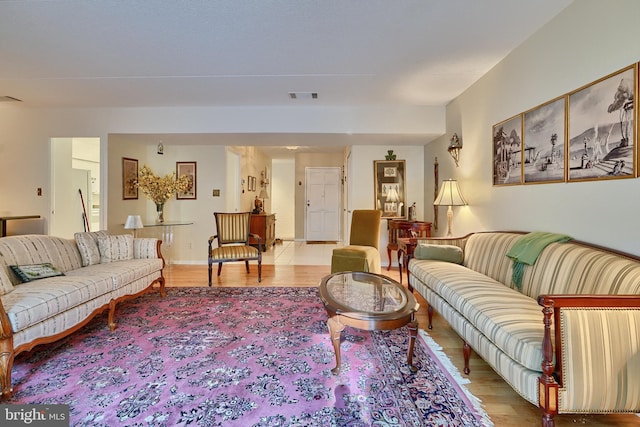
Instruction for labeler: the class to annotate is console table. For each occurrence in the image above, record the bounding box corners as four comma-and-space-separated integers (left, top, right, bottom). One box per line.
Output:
143, 220, 193, 264
0, 215, 41, 237
387, 220, 431, 270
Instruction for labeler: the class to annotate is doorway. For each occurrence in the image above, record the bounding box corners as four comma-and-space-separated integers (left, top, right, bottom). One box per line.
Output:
305, 167, 341, 241
51, 137, 101, 238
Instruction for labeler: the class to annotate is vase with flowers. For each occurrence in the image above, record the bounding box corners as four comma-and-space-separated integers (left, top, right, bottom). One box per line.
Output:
135, 165, 190, 223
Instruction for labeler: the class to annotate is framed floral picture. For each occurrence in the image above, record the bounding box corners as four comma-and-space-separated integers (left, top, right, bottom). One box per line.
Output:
522, 96, 566, 184
122, 157, 138, 200
176, 162, 197, 199
493, 114, 523, 186
567, 64, 636, 181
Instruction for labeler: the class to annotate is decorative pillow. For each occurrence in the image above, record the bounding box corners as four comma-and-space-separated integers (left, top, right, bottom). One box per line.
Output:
9, 263, 65, 283
75, 230, 109, 267
0, 267, 14, 295
414, 244, 464, 264
98, 234, 134, 263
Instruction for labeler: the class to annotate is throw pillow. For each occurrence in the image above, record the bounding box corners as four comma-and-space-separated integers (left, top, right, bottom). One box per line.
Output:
98, 234, 134, 263
9, 263, 65, 283
0, 267, 14, 295
75, 230, 109, 267
414, 243, 464, 264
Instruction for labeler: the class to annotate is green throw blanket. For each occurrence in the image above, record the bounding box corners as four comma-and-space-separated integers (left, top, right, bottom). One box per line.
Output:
506, 232, 571, 290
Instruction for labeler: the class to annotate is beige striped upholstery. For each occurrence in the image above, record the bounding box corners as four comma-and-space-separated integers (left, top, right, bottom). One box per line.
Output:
210, 245, 259, 260
215, 212, 251, 244
558, 308, 640, 412
409, 231, 640, 415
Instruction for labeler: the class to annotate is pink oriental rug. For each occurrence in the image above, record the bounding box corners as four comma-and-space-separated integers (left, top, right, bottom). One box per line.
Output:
9, 287, 492, 426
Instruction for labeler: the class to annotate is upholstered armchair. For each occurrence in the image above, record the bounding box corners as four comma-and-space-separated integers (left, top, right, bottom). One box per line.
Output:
208, 212, 262, 284
331, 210, 382, 274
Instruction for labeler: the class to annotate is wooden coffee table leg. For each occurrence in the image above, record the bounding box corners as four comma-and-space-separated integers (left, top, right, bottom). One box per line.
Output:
407, 319, 418, 373
327, 316, 345, 374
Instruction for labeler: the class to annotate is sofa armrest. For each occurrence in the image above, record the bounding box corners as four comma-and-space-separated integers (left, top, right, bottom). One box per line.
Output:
538, 295, 640, 413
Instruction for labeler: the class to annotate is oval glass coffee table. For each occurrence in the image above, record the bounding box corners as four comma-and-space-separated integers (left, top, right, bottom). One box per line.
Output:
319, 271, 420, 374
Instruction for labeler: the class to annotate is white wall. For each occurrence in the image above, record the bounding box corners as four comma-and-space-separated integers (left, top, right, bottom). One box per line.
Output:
0, 105, 440, 222
271, 158, 295, 240
425, 0, 640, 255
108, 136, 228, 263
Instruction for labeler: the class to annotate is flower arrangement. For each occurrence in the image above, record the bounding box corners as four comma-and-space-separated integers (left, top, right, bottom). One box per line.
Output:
135, 165, 190, 205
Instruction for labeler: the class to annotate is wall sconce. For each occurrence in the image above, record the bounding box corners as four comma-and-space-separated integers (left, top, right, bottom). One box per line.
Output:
433, 179, 468, 237
448, 133, 462, 167
260, 168, 270, 187
157, 142, 164, 155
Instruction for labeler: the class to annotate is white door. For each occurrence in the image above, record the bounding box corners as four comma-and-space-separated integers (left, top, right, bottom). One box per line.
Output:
305, 167, 341, 241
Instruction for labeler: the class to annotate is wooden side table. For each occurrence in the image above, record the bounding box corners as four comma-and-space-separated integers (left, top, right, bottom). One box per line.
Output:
397, 237, 419, 290
387, 220, 431, 271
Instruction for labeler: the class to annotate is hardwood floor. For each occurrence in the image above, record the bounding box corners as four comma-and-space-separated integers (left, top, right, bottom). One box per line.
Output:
163, 263, 639, 426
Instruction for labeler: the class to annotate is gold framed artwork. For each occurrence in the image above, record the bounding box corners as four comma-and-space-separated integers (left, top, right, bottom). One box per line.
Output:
523, 96, 566, 184
374, 160, 406, 219
493, 62, 638, 186
176, 161, 197, 199
122, 157, 138, 200
492, 114, 523, 186
567, 64, 636, 182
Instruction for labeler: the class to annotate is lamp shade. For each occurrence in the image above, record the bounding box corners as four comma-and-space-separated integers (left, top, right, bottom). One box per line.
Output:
258, 189, 269, 199
434, 179, 468, 206
124, 215, 143, 230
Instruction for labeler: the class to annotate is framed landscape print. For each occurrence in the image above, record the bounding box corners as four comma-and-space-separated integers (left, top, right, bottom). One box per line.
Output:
567, 64, 636, 181
176, 161, 197, 199
374, 160, 406, 219
122, 157, 138, 200
493, 114, 523, 186
523, 97, 566, 184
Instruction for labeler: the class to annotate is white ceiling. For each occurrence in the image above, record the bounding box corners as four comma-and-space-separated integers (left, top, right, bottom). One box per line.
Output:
0, 0, 573, 154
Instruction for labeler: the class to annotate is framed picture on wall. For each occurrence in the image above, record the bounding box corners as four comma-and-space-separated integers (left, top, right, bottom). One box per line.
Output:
492, 114, 523, 186
122, 157, 138, 200
176, 161, 197, 199
374, 160, 406, 219
567, 64, 636, 181
522, 96, 566, 184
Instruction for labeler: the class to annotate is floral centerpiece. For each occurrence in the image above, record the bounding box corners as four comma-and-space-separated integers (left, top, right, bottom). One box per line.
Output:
135, 165, 190, 223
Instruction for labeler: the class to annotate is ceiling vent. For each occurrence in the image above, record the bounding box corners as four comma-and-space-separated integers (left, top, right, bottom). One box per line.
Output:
0, 96, 22, 102
288, 92, 318, 100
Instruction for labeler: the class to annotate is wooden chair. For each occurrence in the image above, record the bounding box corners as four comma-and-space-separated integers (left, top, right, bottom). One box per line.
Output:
208, 212, 262, 284
331, 210, 382, 274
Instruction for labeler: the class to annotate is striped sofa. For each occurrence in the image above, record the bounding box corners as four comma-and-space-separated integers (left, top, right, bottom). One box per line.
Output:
0, 233, 165, 399
408, 231, 640, 427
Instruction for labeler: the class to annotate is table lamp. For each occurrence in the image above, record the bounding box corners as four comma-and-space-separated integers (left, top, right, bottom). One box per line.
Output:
433, 179, 467, 237
124, 215, 143, 237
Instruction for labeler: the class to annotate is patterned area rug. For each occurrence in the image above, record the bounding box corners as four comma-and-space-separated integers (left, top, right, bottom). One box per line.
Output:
10, 287, 492, 426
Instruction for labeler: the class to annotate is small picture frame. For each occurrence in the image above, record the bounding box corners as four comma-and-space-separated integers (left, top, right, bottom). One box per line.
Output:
176, 161, 197, 199
122, 157, 138, 200
492, 114, 523, 186
567, 64, 636, 181
383, 167, 397, 178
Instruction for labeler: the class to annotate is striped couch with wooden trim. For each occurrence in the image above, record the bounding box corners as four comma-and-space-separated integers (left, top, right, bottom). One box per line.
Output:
408, 231, 640, 427
0, 234, 165, 400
